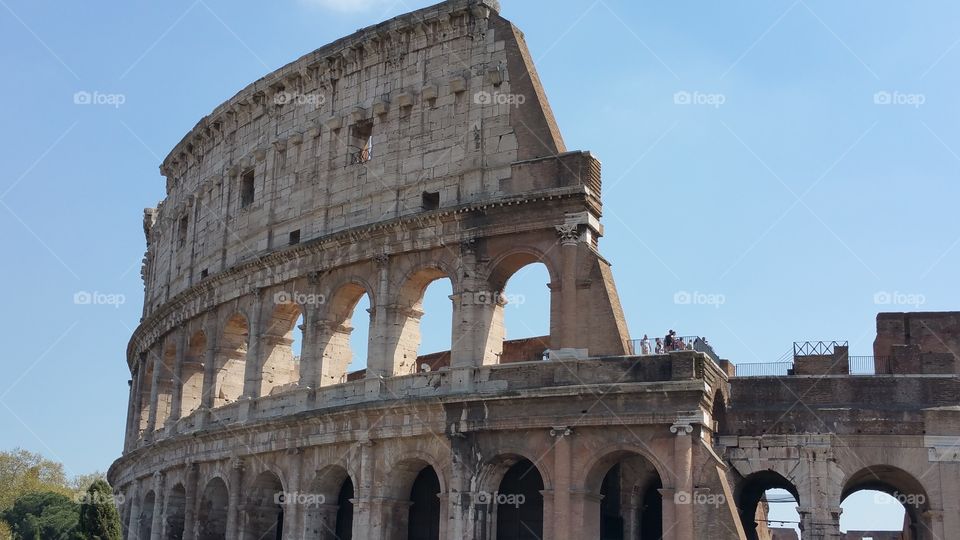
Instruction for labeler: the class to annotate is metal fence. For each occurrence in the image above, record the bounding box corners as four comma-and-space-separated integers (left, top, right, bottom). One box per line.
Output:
847, 356, 891, 375
793, 340, 848, 356
732, 356, 892, 377
733, 362, 794, 377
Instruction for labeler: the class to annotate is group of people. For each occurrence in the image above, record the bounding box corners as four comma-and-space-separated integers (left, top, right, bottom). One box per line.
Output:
638, 330, 703, 355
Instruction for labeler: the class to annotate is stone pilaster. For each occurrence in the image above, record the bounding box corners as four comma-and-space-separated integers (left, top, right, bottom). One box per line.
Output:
556, 224, 580, 349
284, 448, 303, 540
167, 328, 187, 428
550, 426, 573, 540
182, 462, 199, 540
150, 471, 165, 540
670, 421, 694, 540
242, 289, 264, 399
226, 458, 244, 539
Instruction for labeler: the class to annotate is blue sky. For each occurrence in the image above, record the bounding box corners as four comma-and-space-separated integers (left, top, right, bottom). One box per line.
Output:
2, 0, 959, 532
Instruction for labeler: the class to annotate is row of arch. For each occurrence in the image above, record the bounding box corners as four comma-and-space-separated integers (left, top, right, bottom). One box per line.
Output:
738, 465, 935, 539
130, 252, 556, 443
126, 449, 667, 540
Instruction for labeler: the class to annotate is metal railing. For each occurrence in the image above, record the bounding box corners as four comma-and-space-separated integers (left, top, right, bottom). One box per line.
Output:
629, 335, 720, 363
733, 362, 794, 377
794, 340, 848, 356
847, 356, 891, 375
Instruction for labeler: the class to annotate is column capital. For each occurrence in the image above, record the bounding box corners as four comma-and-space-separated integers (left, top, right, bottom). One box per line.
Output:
670, 422, 694, 435
550, 426, 572, 438
555, 224, 581, 245
230, 457, 245, 471
373, 253, 389, 268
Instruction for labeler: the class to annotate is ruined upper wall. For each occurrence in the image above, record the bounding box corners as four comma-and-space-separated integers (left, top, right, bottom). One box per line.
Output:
874, 311, 960, 358
139, 0, 591, 315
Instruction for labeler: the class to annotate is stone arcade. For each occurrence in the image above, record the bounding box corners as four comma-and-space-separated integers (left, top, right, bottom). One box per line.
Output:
109, 1, 960, 538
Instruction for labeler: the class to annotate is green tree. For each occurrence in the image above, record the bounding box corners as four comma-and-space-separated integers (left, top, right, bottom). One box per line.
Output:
77, 480, 121, 540
0, 491, 80, 540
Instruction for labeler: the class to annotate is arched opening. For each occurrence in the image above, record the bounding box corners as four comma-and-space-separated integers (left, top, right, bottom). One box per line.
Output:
736, 470, 800, 540
841, 466, 930, 539
334, 477, 354, 540
495, 459, 544, 540
392, 267, 454, 375
487, 256, 554, 364
197, 477, 228, 540
137, 358, 154, 437
139, 491, 155, 540
318, 282, 371, 385
181, 331, 206, 417
304, 466, 355, 539
165, 483, 186, 539
260, 300, 303, 396
407, 467, 441, 540
154, 343, 176, 429
215, 313, 248, 407
246, 471, 285, 540
586, 451, 663, 540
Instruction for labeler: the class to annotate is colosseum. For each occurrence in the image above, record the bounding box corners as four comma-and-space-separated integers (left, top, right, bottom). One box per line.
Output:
109, 1, 960, 539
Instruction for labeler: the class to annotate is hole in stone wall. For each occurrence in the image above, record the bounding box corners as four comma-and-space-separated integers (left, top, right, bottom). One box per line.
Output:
240, 169, 255, 208
289, 229, 301, 245
422, 191, 440, 210
178, 215, 188, 248
349, 122, 373, 165
347, 293, 371, 376
840, 490, 910, 537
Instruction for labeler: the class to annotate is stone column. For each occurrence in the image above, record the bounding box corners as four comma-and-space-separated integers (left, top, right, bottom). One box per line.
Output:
367, 254, 391, 379
167, 328, 187, 429
658, 488, 677, 540
670, 421, 694, 540
182, 462, 199, 540
145, 345, 163, 437
551, 426, 573, 540
127, 481, 141, 540
200, 322, 218, 415
226, 458, 244, 539
284, 448, 303, 540
352, 440, 375, 539
555, 225, 580, 350
446, 451, 474, 540
242, 290, 264, 399
298, 305, 319, 389
125, 363, 142, 451
150, 472, 165, 540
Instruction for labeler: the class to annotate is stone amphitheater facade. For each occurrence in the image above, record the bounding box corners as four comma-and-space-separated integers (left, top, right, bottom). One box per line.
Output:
109, 1, 960, 539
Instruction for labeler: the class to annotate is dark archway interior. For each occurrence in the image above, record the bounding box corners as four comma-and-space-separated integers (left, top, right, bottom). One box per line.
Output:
197, 478, 228, 540
640, 477, 663, 540
596, 456, 663, 540
335, 476, 354, 540
495, 459, 544, 540
407, 467, 441, 540
600, 464, 623, 539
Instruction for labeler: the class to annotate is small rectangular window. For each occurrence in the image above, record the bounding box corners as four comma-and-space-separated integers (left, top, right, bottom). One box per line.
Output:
422, 191, 440, 210
349, 122, 373, 165
177, 216, 188, 248
200, 269, 209, 279
289, 230, 301, 245
240, 170, 255, 208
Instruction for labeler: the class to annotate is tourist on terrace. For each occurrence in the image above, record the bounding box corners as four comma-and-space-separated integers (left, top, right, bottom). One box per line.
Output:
640, 334, 651, 355
655, 337, 663, 354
